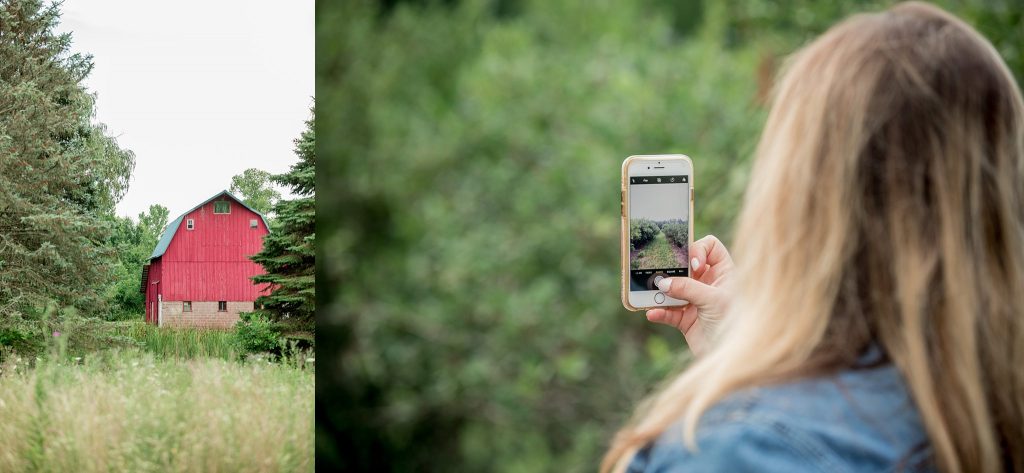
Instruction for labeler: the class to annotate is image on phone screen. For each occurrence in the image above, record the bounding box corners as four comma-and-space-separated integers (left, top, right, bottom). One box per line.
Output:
629, 175, 689, 291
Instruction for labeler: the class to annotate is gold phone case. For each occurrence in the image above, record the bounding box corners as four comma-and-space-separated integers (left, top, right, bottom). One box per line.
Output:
620, 155, 695, 311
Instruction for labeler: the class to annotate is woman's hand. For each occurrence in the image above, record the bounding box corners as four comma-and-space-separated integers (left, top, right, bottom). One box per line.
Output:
646, 235, 733, 356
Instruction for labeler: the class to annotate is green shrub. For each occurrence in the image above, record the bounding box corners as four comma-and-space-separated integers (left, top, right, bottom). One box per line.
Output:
234, 312, 281, 355
629, 218, 659, 249
53, 315, 139, 357
0, 328, 38, 361
662, 222, 689, 247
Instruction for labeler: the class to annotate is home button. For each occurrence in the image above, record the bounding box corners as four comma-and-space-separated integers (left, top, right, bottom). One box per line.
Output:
654, 292, 666, 304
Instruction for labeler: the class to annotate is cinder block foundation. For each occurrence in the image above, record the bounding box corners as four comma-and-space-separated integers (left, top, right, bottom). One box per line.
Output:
160, 301, 255, 329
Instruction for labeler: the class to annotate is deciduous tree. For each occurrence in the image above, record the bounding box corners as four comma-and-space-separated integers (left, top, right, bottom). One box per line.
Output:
102, 204, 168, 320
230, 168, 281, 216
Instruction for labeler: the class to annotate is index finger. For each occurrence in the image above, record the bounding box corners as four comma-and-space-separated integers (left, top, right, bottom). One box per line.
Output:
689, 235, 732, 278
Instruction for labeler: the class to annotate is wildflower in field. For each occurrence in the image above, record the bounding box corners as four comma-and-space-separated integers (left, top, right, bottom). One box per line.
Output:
52, 331, 60, 337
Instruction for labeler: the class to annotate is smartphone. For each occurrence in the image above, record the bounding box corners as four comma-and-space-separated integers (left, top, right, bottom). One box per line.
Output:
621, 155, 694, 311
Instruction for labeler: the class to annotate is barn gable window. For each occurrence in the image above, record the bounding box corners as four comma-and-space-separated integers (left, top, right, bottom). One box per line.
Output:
218, 301, 227, 312
250, 219, 258, 229
214, 201, 230, 214
186, 219, 194, 230
183, 301, 192, 312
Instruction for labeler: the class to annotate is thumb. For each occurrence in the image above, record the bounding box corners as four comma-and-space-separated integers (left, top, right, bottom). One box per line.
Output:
656, 277, 720, 308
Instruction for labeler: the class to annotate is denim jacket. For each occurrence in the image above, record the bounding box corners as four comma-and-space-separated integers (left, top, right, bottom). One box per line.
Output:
627, 347, 935, 472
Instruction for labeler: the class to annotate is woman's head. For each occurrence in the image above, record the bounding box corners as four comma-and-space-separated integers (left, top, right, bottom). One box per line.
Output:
605, 3, 1024, 472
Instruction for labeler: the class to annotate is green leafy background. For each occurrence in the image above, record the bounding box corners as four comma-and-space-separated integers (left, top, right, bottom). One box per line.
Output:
316, 0, 1023, 471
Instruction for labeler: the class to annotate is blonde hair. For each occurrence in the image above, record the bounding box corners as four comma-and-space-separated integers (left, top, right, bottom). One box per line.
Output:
603, 3, 1024, 472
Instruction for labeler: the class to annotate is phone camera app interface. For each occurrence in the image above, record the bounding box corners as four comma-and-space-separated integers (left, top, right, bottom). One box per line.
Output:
629, 175, 689, 291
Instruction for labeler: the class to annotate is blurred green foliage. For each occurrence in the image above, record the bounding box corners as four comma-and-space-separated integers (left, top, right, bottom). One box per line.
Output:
317, 0, 1023, 471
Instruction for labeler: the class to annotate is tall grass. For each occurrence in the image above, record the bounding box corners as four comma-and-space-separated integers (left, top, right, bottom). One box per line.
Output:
110, 320, 237, 359
0, 348, 313, 472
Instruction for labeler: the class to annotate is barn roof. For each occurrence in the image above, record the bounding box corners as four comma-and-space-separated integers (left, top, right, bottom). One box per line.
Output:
149, 190, 271, 260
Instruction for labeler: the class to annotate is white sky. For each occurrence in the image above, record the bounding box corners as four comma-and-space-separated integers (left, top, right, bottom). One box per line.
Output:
55, 0, 314, 221
629, 182, 690, 222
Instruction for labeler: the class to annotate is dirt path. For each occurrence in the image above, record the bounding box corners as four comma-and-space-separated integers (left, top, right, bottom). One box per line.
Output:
632, 232, 678, 269
670, 241, 689, 268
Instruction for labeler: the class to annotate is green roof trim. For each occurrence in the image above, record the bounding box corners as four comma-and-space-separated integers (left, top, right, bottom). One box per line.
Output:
148, 190, 271, 260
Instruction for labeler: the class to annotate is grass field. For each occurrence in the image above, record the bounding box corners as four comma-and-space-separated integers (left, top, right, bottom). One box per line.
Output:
632, 232, 679, 269
0, 348, 313, 472
0, 320, 314, 473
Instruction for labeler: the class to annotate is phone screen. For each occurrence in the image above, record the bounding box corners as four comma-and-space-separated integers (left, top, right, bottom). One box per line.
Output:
628, 175, 690, 291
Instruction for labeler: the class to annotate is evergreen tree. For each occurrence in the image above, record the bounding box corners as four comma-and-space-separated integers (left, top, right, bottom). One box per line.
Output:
249, 108, 314, 332
0, 0, 134, 330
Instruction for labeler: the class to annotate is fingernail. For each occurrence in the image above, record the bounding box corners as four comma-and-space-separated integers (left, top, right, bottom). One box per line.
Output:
657, 278, 672, 292
691, 258, 700, 271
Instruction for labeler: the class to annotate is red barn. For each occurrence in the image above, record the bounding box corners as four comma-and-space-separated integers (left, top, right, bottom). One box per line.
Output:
140, 191, 270, 328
